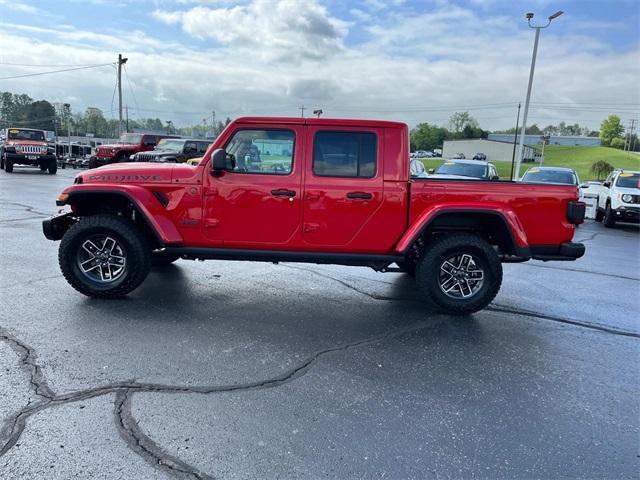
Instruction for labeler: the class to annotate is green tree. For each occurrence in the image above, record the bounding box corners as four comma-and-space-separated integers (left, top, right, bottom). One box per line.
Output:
590, 160, 614, 180
599, 115, 624, 146
410, 123, 449, 151
610, 137, 626, 149
448, 111, 479, 138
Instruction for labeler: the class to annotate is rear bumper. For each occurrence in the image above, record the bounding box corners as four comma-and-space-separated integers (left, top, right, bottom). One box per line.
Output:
531, 242, 585, 261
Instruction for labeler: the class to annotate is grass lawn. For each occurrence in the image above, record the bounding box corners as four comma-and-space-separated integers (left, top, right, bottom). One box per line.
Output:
421, 146, 640, 181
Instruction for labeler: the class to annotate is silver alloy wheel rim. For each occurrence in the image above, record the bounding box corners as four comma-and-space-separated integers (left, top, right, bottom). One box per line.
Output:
438, 253, 485, 299
76, 235, 126, 283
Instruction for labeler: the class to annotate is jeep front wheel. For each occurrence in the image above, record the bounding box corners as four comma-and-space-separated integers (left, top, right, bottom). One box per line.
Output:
48, 158, 57, 174
58, 215, 151, 298
415, 233, 502, 315
5, 159, 13, 173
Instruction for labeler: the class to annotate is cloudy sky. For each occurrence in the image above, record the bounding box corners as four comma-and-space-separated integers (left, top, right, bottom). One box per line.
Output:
0, 0, 638, 130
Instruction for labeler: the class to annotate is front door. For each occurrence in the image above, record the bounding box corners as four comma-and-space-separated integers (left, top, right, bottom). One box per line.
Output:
302, 127, 384, 248
202, 126, 303, 248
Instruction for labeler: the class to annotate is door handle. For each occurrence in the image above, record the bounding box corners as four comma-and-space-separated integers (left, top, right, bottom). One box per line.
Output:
346, 192, 373, 200
271, 189, 296, 197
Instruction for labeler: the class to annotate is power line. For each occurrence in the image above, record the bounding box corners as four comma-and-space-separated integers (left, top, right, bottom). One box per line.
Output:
0, 63, 115, 80
0, 61, 112, 67
122, 64, 141, 117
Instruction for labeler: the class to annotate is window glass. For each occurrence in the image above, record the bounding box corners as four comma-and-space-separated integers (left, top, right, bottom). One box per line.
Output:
615, 173, 640, 188
225, 129, 294, 175
313, 131, 377, 178
198, 142, 211, 153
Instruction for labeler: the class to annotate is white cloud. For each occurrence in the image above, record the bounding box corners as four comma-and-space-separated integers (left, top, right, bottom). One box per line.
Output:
152, 0, 348, 61
0, 0, 38, 14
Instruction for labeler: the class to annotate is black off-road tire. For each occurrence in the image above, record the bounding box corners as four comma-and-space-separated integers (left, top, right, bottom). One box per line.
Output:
40, 164, 48, 171
415, 233, 502, 315
603, 202, 616, 228
151, 252, 181, 267
58, 214, 151, 298
5, 159, 13, 173
594, 203, 604, 222
0, 149, 4, 169
48, 159, 57, 174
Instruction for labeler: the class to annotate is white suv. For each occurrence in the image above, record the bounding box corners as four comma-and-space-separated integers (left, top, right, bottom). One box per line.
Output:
596, 169, 640, 227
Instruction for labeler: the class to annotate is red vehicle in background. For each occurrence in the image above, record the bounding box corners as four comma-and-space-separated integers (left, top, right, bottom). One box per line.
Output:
89, 132, 180, 169
1, 127, 57, 174
44, 117, 585, 315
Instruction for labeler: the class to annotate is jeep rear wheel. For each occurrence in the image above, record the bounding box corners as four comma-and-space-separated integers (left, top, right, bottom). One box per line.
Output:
59, 215, 151, 298
415, 233, 502, 315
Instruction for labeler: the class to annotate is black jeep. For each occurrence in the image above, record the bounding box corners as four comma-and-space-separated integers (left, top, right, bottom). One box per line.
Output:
131, 138, 212, 163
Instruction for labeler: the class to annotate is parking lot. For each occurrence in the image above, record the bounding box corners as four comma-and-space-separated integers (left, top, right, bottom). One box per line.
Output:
0, 168, 638, 479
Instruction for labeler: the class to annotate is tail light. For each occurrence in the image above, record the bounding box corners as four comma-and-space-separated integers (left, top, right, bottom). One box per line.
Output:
567, 201, 586, 225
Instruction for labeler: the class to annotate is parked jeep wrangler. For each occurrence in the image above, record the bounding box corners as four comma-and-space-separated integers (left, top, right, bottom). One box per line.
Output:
88, 132, 180, 169
131, 138, 212, 163
1, 128, 57, 174
44, 117, 585, 315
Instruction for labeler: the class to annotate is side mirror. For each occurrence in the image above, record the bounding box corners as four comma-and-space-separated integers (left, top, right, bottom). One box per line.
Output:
428, 168, 435, 174
211, 148, 229, 174
491, 175, 500, 181
603, 181, 610, 188
579, 183, 588, 188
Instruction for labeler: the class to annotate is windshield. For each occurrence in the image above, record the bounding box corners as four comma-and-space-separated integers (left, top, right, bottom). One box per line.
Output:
435, 162, 486, 178
7, 129, 45, 141
118, 133, 143, 144
616, 173, 640, 188
522, 169, 577, 185
156, 139, 185, 151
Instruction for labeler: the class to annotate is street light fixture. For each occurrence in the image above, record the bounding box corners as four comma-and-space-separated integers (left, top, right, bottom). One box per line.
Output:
514, 10, 563, 179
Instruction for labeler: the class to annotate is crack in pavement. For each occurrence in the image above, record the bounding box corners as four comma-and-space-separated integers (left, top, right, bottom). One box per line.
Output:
0, 200, 52, 218
282, 264, 640, 338
114, 390, 213, 480
0, 320, 436, 477
0, 328, 55, 400
516, 261, 639, 282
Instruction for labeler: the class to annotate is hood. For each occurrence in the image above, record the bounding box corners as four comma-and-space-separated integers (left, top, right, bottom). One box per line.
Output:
6, 139, 47, 146
97, 143, 136, 151
81, 162, 175, 184
427, 174, 483, 180
79, 162, 198, 185
615, 186, 640, 194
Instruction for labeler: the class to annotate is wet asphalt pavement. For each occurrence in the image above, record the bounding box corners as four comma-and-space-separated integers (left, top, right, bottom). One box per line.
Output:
0, 167, 638, 479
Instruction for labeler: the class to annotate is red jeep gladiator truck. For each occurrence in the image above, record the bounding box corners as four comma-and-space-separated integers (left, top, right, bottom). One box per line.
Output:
89, 132, 181, 169
43, 117, 585, 314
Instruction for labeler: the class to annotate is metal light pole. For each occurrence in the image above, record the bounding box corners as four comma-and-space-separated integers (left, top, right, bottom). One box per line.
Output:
514, 10, 563, 179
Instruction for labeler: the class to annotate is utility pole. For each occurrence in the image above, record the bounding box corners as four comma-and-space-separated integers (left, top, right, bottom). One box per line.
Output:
125, 105, 129, 133
299, 105, 306, 118
631, 119, 637, 153
514, 10, 563, 179
510, 103, 521, 180
117, 53, 128, 136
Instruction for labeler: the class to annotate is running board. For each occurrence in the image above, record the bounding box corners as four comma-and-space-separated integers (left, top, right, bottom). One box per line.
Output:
163, 247, 403, 270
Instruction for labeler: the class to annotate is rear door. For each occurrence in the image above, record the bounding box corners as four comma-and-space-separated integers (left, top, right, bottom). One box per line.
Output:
302, 126, 384, 247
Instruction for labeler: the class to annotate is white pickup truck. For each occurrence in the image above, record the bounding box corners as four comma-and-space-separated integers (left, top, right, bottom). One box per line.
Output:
595, 169, 640, 227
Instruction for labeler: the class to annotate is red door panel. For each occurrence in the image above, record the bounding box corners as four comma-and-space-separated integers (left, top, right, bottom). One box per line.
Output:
202, 126, 303, 248
302, 127, 384, 248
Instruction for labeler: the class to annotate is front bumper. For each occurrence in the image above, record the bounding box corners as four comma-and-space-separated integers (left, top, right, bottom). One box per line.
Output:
612, 206, 640, 223
531, 242, 586, 261
42, 212, 76, 241
4, 153, 56, 165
